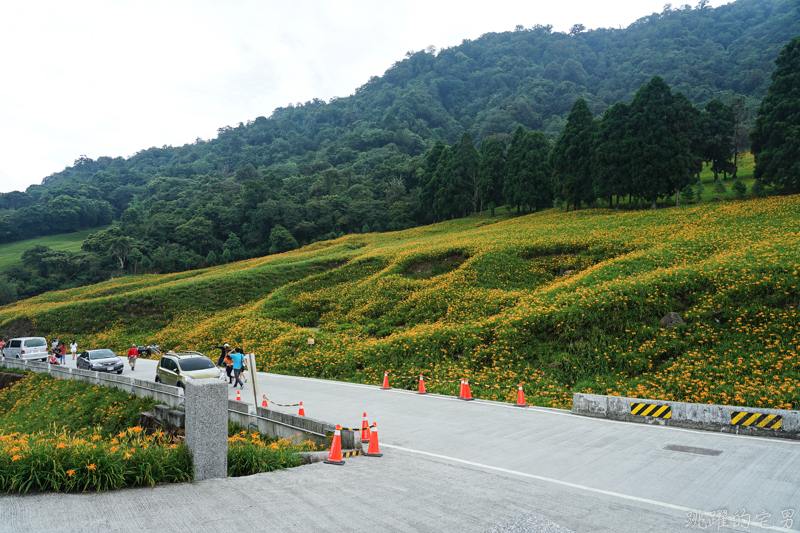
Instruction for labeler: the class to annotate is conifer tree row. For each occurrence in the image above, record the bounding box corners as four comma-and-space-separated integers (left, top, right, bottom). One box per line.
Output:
421, 75, 740, 216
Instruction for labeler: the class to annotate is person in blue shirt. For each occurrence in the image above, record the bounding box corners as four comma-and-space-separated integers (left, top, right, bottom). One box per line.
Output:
230, 348, 246, 388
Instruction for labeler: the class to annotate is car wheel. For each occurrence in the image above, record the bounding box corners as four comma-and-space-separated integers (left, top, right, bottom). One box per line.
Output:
154, 375, 161, 383
177, 381, 185, 390
117, 370, 123, 374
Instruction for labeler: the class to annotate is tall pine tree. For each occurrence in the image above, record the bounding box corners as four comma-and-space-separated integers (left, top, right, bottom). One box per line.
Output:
419, 140, 446, 220
478, 138, 505, 216
503, 126, 528, 213
703, 98, 735, 180
627, 76, 697, 208
451, 132, 481, 215
751, 34, 800, 191
593, 101, 632, 208
518, 131, 554, 212
551, 98, 596, 210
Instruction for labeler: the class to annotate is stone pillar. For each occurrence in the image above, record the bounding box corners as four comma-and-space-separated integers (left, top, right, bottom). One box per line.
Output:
185, 379, 228, 481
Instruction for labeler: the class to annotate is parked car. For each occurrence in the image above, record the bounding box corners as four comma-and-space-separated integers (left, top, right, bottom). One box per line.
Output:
155, 351, 220, 389
76, 349, 124, 374
3, 337, 48, 361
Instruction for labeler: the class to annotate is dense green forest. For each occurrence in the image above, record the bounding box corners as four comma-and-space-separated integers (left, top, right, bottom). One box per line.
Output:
0, 0, 798, 303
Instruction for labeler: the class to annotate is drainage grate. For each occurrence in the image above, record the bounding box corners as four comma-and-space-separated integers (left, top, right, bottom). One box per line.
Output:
664, 444, 723, 456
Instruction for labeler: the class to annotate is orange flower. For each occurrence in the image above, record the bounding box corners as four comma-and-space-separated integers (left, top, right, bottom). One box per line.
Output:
56, 443, 67, 449
86, 463, 96, 471
11, 455, 22, 461
66, 469, 75, 477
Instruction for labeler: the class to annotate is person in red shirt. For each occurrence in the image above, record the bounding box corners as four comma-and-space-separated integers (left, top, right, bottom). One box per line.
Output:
127, 344, 139, 370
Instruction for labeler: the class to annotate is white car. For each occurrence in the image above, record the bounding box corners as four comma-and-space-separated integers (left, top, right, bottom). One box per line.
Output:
3, 337, 49, 362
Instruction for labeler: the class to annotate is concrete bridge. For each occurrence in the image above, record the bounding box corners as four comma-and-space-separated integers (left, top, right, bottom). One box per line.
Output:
1, 358, 797, 533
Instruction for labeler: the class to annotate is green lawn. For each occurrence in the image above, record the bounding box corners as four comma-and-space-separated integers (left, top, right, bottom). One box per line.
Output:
0, 227, 109, 270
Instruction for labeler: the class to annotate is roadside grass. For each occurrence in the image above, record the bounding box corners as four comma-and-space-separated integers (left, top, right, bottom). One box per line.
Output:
0, 372, 155, 438
0, 425, 193, 493
226, 423, 323, 477
0, 226, 110, 270
0, 373, 323, 492
0, 193, 798, 411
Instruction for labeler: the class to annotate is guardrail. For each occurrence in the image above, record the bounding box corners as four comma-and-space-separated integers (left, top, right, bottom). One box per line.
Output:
0, 357, 184, 409
572, 392, 800, 440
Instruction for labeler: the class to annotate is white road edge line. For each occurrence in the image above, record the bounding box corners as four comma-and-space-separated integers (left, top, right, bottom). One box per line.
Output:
261, 372, 799, 447
381, 443, 798, 533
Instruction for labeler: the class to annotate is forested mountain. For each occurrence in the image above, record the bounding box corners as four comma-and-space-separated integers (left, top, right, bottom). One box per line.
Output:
0, 0, 798, 302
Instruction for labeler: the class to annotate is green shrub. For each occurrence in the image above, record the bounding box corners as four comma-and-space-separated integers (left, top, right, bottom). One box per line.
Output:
731, 179, 747, 197
680, 184, 695, 203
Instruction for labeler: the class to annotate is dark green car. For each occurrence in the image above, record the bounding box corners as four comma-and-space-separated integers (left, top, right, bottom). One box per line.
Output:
155, 352, 220, 389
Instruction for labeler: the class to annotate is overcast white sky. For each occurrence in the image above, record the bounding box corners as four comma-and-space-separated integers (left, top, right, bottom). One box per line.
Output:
0, 0, 723, 194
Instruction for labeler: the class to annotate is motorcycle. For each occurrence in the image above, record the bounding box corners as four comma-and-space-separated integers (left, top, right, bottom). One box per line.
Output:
137, 344, 162, 356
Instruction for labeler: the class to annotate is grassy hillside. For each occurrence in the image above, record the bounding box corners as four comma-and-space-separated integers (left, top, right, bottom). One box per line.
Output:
0, 194, 797, 410
0, 226, 109, 270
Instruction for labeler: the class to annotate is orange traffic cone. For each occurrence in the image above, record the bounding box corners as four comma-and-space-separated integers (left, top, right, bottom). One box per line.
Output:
361, 412, 371, 444
298, 402, 306, 417
236, 390, 241, 401
380, 372, 391, 390
460, 379, 474, 401
418, 375, 427, 394
515, 384, 526, 407
364, 422, 383, 457
458, 379, 465, 398
261, 395, 268, 408
324, 424, 345, 465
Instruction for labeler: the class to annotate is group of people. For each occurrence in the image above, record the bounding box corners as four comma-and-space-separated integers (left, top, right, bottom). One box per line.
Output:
213, 343, 248, 388
47, 338, 78, 365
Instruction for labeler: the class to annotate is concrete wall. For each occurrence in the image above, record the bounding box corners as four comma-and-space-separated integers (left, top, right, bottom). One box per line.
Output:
0, 371, 25, 390
573, 393, 800, 439
0, 358, 183, 409
226, 400, 360, 450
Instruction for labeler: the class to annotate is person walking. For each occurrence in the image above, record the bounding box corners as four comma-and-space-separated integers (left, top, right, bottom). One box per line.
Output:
223, 350, 234, 384
213, 343, 230, 368
0, 339, 5, 356
58, 343, 67, 365
127, 343, 138, 370
70, 340, 78, 360
230, 348, 246, 388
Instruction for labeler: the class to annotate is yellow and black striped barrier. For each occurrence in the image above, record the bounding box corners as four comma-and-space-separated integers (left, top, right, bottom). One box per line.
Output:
731, 411, 782, 429
630, 402, 672, 419
341, 450, 362, 458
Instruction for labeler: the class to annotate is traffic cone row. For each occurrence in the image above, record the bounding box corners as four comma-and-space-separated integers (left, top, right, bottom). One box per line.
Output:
298, 402, 305, 417
236, 390, 241, 401
378, 370, 525, 406
261, 394, 268, 408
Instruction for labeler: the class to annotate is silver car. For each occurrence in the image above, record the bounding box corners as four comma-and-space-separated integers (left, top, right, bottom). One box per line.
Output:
76, 349, 124, 374
3, 337, 48, 361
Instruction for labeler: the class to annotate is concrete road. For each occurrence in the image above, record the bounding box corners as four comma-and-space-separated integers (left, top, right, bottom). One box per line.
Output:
2, 358, 798, 533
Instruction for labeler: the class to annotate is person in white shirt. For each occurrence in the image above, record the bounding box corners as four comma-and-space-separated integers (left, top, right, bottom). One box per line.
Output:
70, 340, 78, 360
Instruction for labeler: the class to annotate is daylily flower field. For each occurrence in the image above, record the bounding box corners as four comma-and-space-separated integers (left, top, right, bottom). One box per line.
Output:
1, 195, 797, 411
